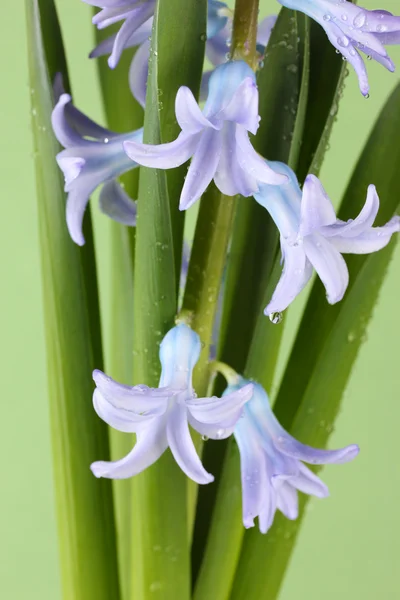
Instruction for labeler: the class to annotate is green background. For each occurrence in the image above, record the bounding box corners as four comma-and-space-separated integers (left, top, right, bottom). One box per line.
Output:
2, 0, 399, 597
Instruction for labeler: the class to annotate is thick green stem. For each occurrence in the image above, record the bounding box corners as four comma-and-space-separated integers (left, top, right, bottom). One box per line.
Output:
181, 186, 237, 395
231, 0, 260, 68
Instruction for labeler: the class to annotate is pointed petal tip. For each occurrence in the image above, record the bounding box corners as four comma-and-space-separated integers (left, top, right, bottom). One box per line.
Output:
243, 515, 256, 529
90, 461, 107, 478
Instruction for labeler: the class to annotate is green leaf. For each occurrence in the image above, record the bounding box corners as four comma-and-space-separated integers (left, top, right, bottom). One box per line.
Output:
92, 19, 143, 600
229, 81, 400, 600
26, 2, 120, 599
130, 1, 206, 599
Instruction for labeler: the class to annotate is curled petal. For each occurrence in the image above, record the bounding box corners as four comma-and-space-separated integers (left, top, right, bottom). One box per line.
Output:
303, 234, 349, 304
93, 389, 156, 433
330, 216, 400, 254
129, 39, 150, 108
124, 131, 200, 169
274, 434, 359, 466
167, 404, 214, 484
180, 129, 222, 210
99, 180, 137, 226
65, 177, 98, 246
175, 86, 219, 134
322, 184, 380, 238
216, 77, 260, 135
300, 174, 337, 236
235, 127, 287, 185
324, 21, 370, 96
265, 241, 313, 315
91, 419, 168, 479
93, 369, 171, 414
187, 383, 253, 424
107, 3, 155, 68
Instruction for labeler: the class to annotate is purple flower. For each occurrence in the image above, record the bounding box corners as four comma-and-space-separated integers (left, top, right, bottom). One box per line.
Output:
230, 379, 359, 533
51, 92, 140, 245
278, 0, 400, 96
253, 162, 400, 316
87, 0, 229, 69
124, 61, 286, 210
84, 0, 156, 68
90, 324, 253, 483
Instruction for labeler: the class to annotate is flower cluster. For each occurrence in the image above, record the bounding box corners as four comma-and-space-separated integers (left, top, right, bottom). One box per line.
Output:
50, 0, 400, 534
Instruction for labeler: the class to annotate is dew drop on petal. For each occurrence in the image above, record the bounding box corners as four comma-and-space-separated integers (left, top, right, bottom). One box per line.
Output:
269, 312, 283, 325
201, 435, 209, 442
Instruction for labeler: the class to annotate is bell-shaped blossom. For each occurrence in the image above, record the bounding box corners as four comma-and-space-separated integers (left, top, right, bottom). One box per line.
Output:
90, 324, 253, 483
124, 61, 286, 210
87, 0, 229, 69
278, 0, 400, 96
52, 92, 141, 245
253, 161, 400, 316
230, 379, 359, 532
200, 15, 277, 99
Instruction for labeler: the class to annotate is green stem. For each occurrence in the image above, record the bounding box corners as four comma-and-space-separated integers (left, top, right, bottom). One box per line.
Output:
181, 186, 237, 395
188, 0, 261, 588
231, 0, 260, 68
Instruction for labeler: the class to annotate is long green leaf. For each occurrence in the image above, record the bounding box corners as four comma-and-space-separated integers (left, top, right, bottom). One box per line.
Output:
230, 81, 400, 600
93, 19, 143, 600
130, 1, 206, 599
26, 1, 120, 599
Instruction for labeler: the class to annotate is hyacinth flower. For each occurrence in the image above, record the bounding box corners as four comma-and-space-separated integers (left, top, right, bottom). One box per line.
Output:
124, 60, 286, 210
87, 0, 229, 69
228, 378, 359, 533
253, 161, 400, 316
51, 92, 141, 245
200, 15, 277, 99
90, 324, 253, 483
278, 0, 400, 96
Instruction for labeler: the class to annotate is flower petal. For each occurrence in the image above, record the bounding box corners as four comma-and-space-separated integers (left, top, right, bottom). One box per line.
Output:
167, 404, 214, 484
91, 419, 168, 479
330, 216, 400, 254
128, 39, 150, 108
234, 414, 268, 529
187, 383, 253, 425
93, 369, 171, 413
275, 481, 298, 520
216, 77, 260, 134
235, 127, 287, 185
108, 3, 155, 68
299, 174, 337, 236
265, 241, 313, 315
99, 180, 137, 225
257, 15, 277, 47
124, 131, 200, 169
214, 124, 259, 196
273, 434, 359, 466
180, 129, 222, 210
322, 184, 380, 238
93, 389, 156, 433
303, 234, 349, 304
205, 24, 230, 66
65, 177, 98, 246
175, 86, 218, 134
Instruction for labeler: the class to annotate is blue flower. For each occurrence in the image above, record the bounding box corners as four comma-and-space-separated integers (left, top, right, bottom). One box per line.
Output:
51, 91, 140, 245
229, 379, 359, 532
278, 0, 400, 95
87, 0, 229, 69
90, 324, 253, 483
253, 162, 400, 316
124, 61, 286, 210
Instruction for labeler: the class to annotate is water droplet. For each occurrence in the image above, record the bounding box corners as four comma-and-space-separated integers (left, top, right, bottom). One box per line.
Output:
201, 435, 209, 442
269, 312, 283, 325
150, 582, 163, 592
353, 11, 366, 28
104, 137, 109, 144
